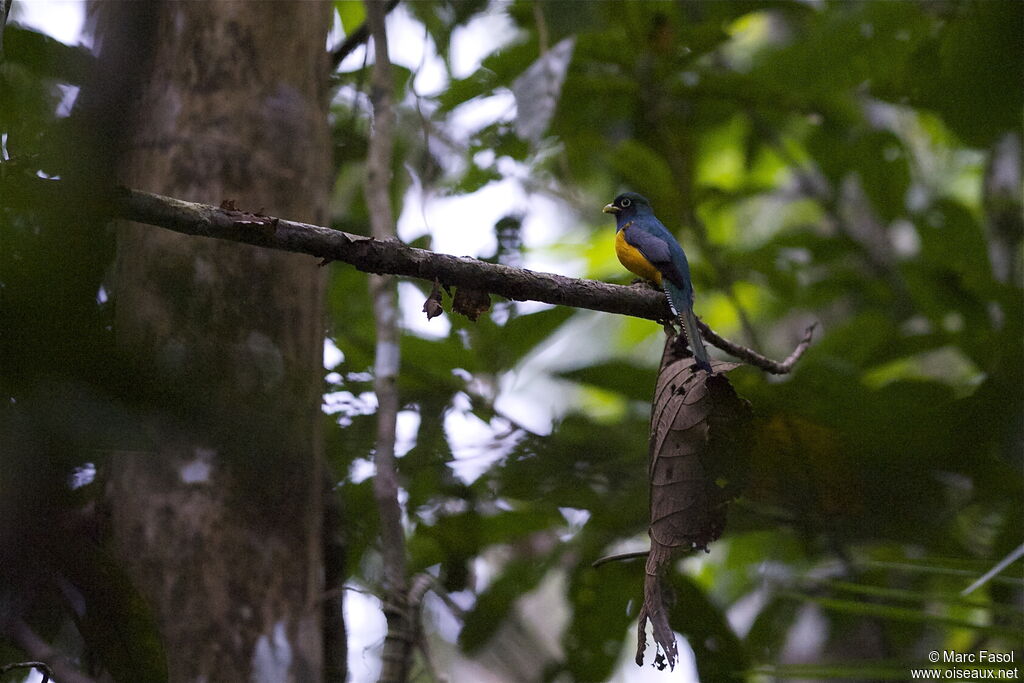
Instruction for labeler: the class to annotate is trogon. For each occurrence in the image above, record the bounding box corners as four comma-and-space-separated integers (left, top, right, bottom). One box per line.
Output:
603, 192, 712, 373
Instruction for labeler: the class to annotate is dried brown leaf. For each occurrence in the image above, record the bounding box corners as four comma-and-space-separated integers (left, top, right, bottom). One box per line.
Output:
635, 546, 677, 670
423, 278, 444, 320
636, 336, 753, 670
452, 286, 491, 321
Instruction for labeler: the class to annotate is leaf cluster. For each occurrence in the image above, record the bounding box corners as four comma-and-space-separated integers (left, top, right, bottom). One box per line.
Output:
326, 0, 1023, 679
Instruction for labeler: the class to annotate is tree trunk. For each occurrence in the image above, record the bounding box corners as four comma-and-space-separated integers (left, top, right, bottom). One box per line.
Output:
94, 2, 335, 680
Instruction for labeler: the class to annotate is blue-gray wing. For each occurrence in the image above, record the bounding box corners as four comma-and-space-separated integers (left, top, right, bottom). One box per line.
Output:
622, 223, 689, 289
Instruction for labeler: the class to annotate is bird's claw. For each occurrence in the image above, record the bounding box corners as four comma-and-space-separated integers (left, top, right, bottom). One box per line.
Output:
630, 278, 661, 292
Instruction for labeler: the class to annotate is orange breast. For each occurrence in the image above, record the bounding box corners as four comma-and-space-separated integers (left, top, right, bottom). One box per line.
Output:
616, 228, 662, 285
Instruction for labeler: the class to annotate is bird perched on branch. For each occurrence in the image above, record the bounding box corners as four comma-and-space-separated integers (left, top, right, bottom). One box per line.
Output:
603, 192, 712, 373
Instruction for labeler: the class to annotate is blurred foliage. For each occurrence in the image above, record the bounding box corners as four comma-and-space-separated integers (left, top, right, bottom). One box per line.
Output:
1, 9, 168, 681
326, 0, 1023, 680
3, 0, 1023, 681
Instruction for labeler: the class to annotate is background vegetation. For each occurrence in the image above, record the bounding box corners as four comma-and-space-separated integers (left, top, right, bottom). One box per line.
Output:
2, 1, 1021, 681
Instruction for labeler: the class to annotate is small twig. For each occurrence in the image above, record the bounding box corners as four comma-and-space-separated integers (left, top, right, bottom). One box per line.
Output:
407, 573, 434, 609
407, 574, 447, 683
407, 21, 434, 198
322, 481, 346, 683
0, 0, 12, 58
3, 619, 97, 683
421, 578, 466, 621
699, 321, 817, 375
592, 550, 649, 569
532, 2, 549, 55
331, 0, 401, 69
336, 30, 371, 163
962, 542, 1024, 597
414, 639, 445, 683
0, 661, 54, 683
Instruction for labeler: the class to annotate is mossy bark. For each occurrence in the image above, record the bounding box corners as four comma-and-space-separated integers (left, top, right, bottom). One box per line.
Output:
94, 2, 335, 680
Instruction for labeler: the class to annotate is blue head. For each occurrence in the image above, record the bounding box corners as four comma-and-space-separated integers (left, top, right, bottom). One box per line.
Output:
602, 192, 653, 230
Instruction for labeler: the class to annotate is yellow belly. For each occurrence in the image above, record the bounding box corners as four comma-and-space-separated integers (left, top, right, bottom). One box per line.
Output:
616, 228, 662, 285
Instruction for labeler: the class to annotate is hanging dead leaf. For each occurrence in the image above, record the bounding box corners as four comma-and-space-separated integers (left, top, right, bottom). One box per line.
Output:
636, 334, 753, 671
452, 286, 491, 321
423, 278, 444, 320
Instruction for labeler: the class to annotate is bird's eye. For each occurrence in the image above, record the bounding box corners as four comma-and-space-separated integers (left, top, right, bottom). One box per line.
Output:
621, 197, 632, 207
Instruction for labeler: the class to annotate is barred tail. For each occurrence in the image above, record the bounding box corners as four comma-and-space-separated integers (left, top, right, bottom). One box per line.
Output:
664, 283, 712, 373
680, 304, 712, 372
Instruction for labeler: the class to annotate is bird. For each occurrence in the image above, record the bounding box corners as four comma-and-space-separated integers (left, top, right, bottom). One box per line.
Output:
603, 192, 712, 373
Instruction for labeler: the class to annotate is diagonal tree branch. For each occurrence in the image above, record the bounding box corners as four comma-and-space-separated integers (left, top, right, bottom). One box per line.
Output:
0, 661, 55, 683
701, 322, 816, 375
330, 0, 401, 70
2, 619, 96, 683
1, 0, 12, 58
4, 175, 814, 373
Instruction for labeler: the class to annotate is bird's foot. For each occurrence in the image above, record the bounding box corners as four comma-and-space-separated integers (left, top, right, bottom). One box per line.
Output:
630, 278, 661, 292
695, 359, 714, 375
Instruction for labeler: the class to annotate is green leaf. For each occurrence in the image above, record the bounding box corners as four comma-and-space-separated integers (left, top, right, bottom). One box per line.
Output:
334, 1, 365, 36
558, 360, 657, 402
2, 25, 94, 83
750, 661, 943, 680
668, 573, 749, 681
406, 0, 490, 66
608, 140, 677, 214
458, 556, 554, 653
561, 558, 635, 681
62, 542, 168, 683
498, 306, 574, 366
494, 415, 649, 519
903, 1, 1024, 147
915, 199, 992, 291
434, 68, 498, 113
448, 163, 502, 195
783, 592, 1022, 638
